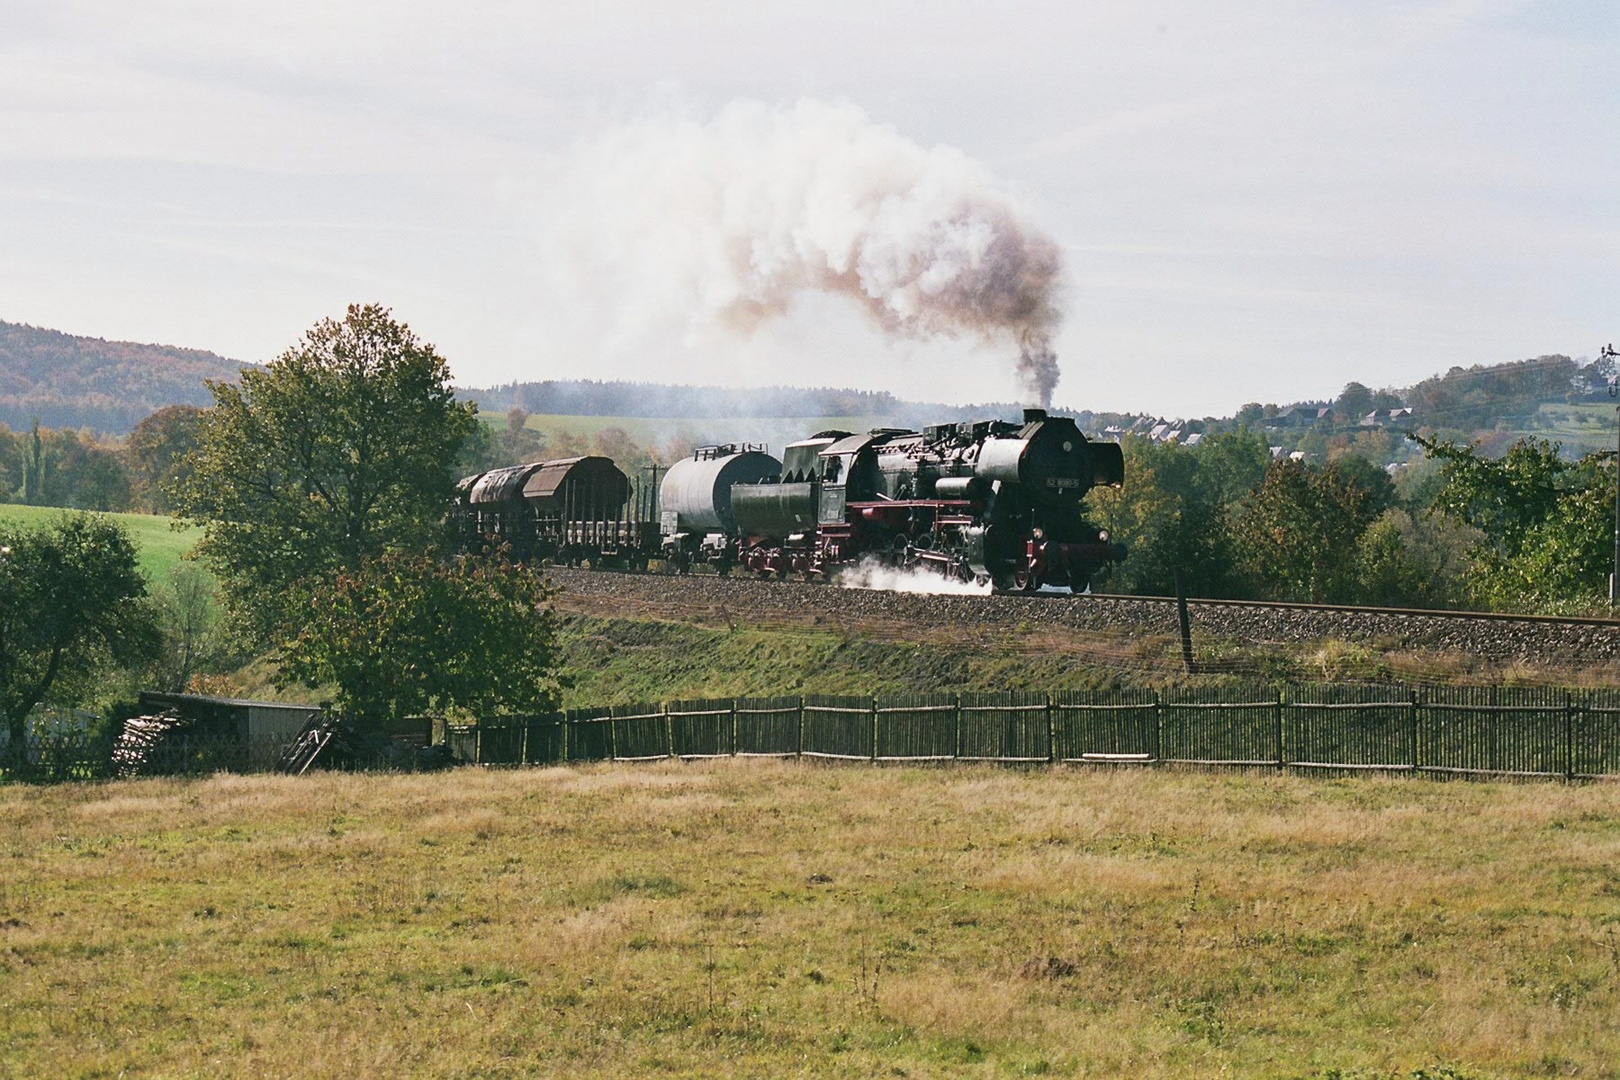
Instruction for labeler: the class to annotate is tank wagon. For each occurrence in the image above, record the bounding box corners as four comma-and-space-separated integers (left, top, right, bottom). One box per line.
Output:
456, 408, 1125, 592
656, 444, 782, 573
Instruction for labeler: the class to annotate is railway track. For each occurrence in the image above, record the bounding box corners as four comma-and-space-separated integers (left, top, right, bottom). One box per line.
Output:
546, 566, 1620, 668
1095, 591, 1620, 629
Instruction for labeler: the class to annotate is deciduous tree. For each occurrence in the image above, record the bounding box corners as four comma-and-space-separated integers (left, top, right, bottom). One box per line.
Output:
173, 304, 478, 639
1233, 459, 1385, 602
1092, 431, 1268, 598
278, 550, 558, 733
1414, 433, 1613, 609
0, 515, 160, 764
129, 404, 204, 513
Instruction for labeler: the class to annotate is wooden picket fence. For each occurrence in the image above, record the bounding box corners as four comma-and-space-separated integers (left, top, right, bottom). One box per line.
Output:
445, 683, 1620, 780
10, 683, 1620, 783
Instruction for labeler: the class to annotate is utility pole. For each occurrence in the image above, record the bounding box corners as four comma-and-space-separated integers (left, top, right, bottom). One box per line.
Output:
1606, 343, 1619, 604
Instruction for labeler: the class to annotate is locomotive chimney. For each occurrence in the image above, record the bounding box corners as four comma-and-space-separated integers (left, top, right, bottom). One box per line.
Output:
1022, 407, 1047, 424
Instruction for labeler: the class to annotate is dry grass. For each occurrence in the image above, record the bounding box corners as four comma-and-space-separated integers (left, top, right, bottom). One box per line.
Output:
3, 763, 1618, 1078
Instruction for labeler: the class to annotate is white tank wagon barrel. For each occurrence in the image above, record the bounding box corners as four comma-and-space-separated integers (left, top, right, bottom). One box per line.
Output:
655, 444, 782, 573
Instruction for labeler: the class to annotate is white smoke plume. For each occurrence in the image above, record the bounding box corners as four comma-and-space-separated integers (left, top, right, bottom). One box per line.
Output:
837, 557, 992, 597
542, 99, 1065, 407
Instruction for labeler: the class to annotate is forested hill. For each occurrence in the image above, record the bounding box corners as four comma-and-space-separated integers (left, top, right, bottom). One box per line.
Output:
465, 379, 914, 419
0, 321, 245, 433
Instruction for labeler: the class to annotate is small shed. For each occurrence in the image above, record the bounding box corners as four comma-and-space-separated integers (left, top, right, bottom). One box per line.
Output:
136, 692, 322, 770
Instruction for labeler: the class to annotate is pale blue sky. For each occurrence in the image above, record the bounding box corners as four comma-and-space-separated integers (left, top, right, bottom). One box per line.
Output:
2, 1, 1614, 415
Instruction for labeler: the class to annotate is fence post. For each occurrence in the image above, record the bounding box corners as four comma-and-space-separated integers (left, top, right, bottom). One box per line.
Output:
730, 699, 738, 758
1275, 689, 1286, 772
796, 696, 804, 759
1153, 692, 1163, 765
609, 711, 618, 762
1408, 689, 1419, 772
953, 694, 962, 762
665, 703, 674, 760
1565, 693, 1577, 782
1047, 694, 1056, 765
1489, 684, 1500, 774
870, 695, 879, 763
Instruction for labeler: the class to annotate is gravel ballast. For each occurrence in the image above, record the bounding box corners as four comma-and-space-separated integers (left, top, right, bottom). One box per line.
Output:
546, 567, 1620, 667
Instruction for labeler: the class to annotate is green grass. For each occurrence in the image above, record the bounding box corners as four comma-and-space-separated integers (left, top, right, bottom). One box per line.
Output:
553, 615, 1153, 708
2, 764, 1614, 1077
0, 504, 201, 584
1528, 403, 1620, 457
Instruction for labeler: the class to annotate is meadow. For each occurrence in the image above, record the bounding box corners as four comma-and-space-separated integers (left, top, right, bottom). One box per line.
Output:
1523, 403, 1619, 458
0, 503, 201, 584
3, 762, 1617, 1079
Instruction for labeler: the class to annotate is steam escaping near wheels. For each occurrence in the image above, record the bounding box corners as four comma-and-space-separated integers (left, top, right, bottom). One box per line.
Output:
542, 98, 1066, 408
836, 557, 993, 597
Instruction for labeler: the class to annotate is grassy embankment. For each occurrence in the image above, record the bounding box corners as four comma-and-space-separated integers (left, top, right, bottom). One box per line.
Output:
3, 763, 1616, 1078
553, 614, 1166, 707
0, 503, 201, 584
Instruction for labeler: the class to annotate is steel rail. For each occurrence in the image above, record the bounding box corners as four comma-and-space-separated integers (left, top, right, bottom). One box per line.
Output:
547, 566, 1620, 630
1078, 591, 1620, 629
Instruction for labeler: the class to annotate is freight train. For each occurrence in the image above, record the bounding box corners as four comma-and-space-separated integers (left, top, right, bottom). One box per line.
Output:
455, 408, 1125, 592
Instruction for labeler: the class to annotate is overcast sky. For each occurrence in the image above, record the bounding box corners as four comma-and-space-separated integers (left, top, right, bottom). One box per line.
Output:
3, 1, 1615, 417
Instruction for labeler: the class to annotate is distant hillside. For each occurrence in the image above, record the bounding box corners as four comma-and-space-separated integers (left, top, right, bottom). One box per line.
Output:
0, 321, 245, 433
467, 379, 915, 419
462, 379, 1082, 427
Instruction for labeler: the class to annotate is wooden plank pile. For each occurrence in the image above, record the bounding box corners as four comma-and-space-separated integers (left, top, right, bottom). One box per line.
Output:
111, 711, 191, 778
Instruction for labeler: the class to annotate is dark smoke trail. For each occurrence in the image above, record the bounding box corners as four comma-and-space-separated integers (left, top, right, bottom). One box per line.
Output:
1018, 332, 1060, 409
545, 99, 1069, 404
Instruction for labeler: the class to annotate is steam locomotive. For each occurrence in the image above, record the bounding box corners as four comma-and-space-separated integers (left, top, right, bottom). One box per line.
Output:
456, 408, 1125, 592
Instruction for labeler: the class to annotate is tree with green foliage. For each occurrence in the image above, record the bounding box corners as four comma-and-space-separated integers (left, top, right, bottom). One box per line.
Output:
1092, 430, 1269, 597
1351, 508, 1475, 608
1413, 433, 1613, 609
0, 514, 161, 766
20, 419, 45, 505
1336, 381, 1374, 421
1232, 458, 1387, 602
127, 405, 204, 513
278, 550, 558, 734
147, 563, 227, 694
56, 438, 131, 512
172, 304, 479, 639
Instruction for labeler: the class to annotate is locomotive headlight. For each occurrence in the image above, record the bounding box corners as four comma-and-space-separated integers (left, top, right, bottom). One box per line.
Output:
1062, 441, 1073, 452
1098, 529, 1110, 542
